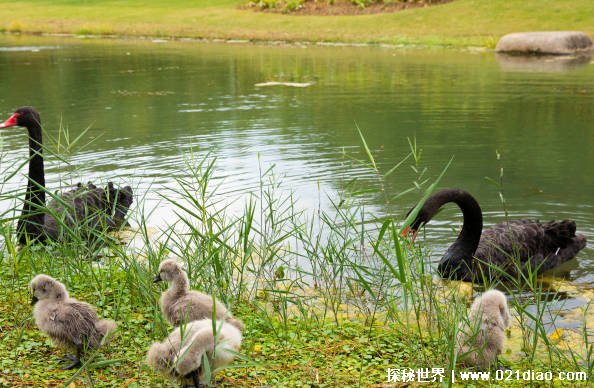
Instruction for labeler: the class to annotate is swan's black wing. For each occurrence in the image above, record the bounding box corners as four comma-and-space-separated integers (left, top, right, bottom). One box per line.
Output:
476, 220, 586, 276
43, 182, 133, 240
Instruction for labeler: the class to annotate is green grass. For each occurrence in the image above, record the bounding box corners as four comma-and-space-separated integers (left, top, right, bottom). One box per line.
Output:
0, 127, 592, 387
0, 0, 593, 47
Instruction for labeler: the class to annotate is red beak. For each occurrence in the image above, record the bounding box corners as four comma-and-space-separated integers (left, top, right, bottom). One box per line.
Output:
400, 226, 418, 243
0, 112, 20, 128
401, 226, 411, 236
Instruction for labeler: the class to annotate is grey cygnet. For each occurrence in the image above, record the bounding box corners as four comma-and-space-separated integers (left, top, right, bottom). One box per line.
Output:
146, 318, 242, 387
154, 259, 244, 331
457, 289, 511, 369
30, 274, 117, 369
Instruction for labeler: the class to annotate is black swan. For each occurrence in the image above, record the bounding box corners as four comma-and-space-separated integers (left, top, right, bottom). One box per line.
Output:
0, 106, 133, 244
403, 188, 586, 281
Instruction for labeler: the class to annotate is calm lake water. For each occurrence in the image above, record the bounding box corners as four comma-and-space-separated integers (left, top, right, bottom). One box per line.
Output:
0, 35, 592, 284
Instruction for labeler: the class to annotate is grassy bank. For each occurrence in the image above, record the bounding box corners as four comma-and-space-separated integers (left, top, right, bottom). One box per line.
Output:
0, 1, 593, 47
0, 128, 592, 386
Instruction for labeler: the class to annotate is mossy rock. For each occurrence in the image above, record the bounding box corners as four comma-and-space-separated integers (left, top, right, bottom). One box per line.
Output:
495, 31, 593, 55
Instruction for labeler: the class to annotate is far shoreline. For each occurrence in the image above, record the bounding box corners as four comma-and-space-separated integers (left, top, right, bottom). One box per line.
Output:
0, 31, 492, 52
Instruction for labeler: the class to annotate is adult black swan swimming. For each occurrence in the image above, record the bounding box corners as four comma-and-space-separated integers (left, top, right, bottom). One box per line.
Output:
0, 106, 133, 244
404, 188, 586, 282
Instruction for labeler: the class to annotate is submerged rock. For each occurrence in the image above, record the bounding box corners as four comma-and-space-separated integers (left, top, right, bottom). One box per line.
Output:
495, 31, 593, 55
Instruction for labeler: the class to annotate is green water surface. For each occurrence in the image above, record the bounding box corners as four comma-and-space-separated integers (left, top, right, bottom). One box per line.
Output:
0, 35, 592, 283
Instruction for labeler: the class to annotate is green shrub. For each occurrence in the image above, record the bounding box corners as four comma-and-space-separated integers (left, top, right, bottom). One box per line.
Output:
250, 0, 279, 9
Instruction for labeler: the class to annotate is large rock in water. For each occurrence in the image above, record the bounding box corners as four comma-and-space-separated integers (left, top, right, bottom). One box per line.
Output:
495, 31, 593, 55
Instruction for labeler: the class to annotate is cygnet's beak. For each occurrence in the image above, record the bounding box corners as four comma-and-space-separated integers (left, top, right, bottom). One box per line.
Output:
153, 274, 162, 283
31, 295, 39, 305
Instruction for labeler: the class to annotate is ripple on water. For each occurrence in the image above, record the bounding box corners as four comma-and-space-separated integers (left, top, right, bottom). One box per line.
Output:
0, 45, 59, 52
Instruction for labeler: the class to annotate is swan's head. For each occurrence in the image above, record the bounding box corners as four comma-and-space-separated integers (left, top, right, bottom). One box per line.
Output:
146, 341, 174, 371
401, 207, 431, 241
154, 258, 185, 284
402, 189, 477, 239
0, 106, 41, 129
30, 274, 69, 305
409, 208, 432, 231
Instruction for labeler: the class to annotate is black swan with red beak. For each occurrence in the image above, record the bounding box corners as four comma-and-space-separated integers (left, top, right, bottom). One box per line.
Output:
0, 106, 133, 244
404, 188, 586, 281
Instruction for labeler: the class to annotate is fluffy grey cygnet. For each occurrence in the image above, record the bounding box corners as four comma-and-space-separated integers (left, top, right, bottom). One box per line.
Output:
30, 274, 117, 369
146, 318, 242, 387
154, 259, 244, 331
457, 289, 511, 369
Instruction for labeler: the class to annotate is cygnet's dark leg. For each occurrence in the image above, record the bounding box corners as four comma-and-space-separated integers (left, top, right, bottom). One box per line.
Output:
62, 347, 82, 370
190, 369, 202, 387
62, 356, 81, 370
495, 357, 511, 372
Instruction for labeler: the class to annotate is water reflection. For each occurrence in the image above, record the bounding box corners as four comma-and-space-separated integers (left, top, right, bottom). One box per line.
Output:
495, 53, 593, 73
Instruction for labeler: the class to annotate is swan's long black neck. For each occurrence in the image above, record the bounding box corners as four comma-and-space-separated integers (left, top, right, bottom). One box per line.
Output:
423, 189, 483, 262
449, 190, 483, 255
17, 121, 46, 243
